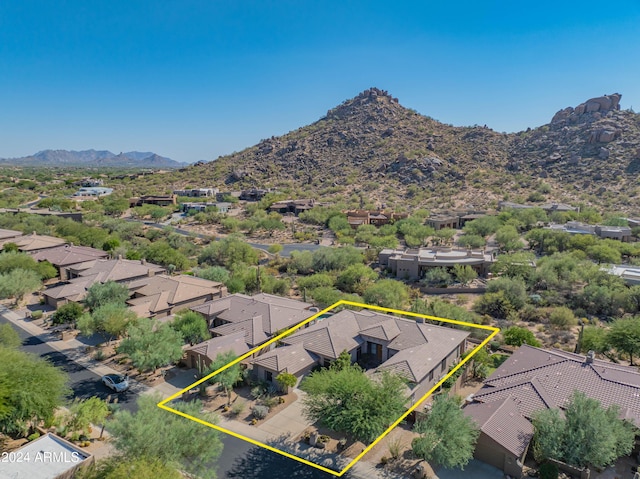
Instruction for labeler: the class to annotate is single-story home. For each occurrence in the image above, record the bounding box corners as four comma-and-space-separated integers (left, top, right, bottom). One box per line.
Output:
2, 232, 67, 253
255, 308, 469, 402
184, 330, 250, 370
463, 345, 640, 477
126, 274, 227, 319
30, 244, 109, 279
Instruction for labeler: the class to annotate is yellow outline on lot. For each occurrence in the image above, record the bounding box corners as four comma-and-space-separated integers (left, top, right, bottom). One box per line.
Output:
157, 300, 500, 477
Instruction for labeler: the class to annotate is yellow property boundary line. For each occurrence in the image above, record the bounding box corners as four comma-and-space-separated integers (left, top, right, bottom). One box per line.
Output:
157, 300, 500, 476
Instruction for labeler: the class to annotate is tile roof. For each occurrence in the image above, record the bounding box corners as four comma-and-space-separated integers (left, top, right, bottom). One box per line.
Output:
14, 233, 67, 252
126, 274, 224, 317
30, 244, 109, 267
66, 257, 165, 282
212, 315, 268, 347
465, 345, 640, 462
186, 331, 249, 360
0, 228, 23, 241
251, 342, 318, 375
464, 396, 534, 457
360, 319, 401, 341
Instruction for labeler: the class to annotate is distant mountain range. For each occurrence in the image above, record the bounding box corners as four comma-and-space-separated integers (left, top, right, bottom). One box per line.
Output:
0, 149, 186, 168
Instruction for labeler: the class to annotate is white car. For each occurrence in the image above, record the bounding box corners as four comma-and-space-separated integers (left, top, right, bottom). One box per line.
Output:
101, 374, 130, 392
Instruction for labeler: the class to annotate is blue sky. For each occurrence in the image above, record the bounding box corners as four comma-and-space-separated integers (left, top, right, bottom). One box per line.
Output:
1, 1, 639, 163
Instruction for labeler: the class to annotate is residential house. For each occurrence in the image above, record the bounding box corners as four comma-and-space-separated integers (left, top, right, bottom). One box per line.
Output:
346, 210, 408, 228
2, 432, 93, 479
30, 244, 109, 279
191, 293, 315, 350
426, 214, 460, 230
71, 187, 113, 198
181, 202, 232, 214
463, 345, 640, 477
0, 228, 23, 243
126, 274, 227, 319
498, 201, 579, 213
239, 188, 272, 201
42, 257, 165, 308
268, 199, 317, 215
173, 187, 218, 198
184, 330, 250, 370
379, 247, 496, 280
3, 232, 68, 253
547, 221, 632, 242
256, 309, 469, 400
129, 194, 177, 207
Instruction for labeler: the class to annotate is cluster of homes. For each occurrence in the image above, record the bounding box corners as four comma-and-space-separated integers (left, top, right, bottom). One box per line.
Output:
2, 223, 640, 478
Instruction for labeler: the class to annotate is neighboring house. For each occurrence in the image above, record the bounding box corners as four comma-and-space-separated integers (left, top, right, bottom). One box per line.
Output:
71, 186, 113, 198
346, 210, 408, 228
4, 232, 68, 253
1, 432, 93, 479
184, 330, 250, 370
74, 178, 104, 187
239, 188, 272, 201
191, 293, 315, 349
379, 247, 496, 280
173, 187, 218, 197
262, 309, 469, 402
0, 227, 23, 243
42, 257, 166, 308
547, 221, 632, 241
426, 214, 460, 230
181, 202, 232, 214
129, 194, 177, 207
463, 345, 640, 477
30, 244, 109, 279
268, 199, 317, 215
607, 264, 640, 285
126, 274, 227, 319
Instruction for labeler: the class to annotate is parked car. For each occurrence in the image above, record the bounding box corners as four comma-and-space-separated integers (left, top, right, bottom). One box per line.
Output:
101, 374, 130, 392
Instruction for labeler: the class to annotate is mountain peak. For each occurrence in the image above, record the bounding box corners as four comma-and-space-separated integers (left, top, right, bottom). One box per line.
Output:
324, 87, 403, 121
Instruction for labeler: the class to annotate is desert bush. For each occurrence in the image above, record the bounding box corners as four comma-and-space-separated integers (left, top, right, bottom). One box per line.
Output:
252, 405, 268, 420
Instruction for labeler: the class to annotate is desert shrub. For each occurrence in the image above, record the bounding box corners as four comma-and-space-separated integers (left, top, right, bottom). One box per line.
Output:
231, 401, 246, 416
31, 310, 43, 320
252, 405, 268, 420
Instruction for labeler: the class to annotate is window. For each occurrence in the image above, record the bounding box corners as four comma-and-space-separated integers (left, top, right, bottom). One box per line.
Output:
264, 370, 273, 382
441, 358, 446, 373
428, 370, 434, 382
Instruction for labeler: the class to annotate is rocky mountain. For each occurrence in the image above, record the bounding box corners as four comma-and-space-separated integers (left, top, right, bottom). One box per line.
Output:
0, 149, 185, 168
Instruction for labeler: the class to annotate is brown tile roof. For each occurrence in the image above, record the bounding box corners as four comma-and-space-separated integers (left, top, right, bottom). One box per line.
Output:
14, 233, 67, 252
251, 342, 318, 375
0, 228, 23, 241
477, 345, 640, 426
360, 319, 401, 341
186, 331, 249, 360
212, 315, 268, 347
464, 396, 534, 457
67, 257, 165, 283
30, 244, 109, 267
126, 274, 224, 317
43, 276, 95, 301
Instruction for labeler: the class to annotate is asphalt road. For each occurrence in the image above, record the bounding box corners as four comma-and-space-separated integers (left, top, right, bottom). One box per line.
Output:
0, 315, 139, 413
0, 315, 348, 478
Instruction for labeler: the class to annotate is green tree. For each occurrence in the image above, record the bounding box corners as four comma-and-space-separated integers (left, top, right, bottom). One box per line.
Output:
587, 244, 622, 265
411, 396, 479, 469
607, 316, 640, 365
311, 246, 363, 272
275, 372, 297, 392
491, 251, 535, 280
532, 391, 635, 468
548, 306, 578, 330
0, 323, 21, 349
193, 266, 231, 283
68, 396, 110, 435
0, 268, 42, 302
463, 216, 501, 238
336, 264, 378, 294
0, 346, 69, 435
107, 394, 222, 479
300, 365, 407, 443
331, 349, 353, 372
580, 326, 610, 356
363, 279, 410, 310
117, 318, 184, 373
422, 268, 453, 287
486, 276, 527, 310
495, 225, 523, 252
85, 280, 129, 311
267, 243, 283, 256
171, 310, 210, 345
198, 235, 259, 268
457, 234, 486, 249
206, 351, 244, 406
143, 241, 191, 270
453, 264, 478, 286
51, 302, 84, 325
502, 326, 541, 347
76, 456, 182, 479
473, 291, 514, 319
77, 303, 137, 342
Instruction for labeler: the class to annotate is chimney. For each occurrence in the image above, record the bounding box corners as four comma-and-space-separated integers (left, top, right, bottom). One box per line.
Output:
585, 350, 595, 364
